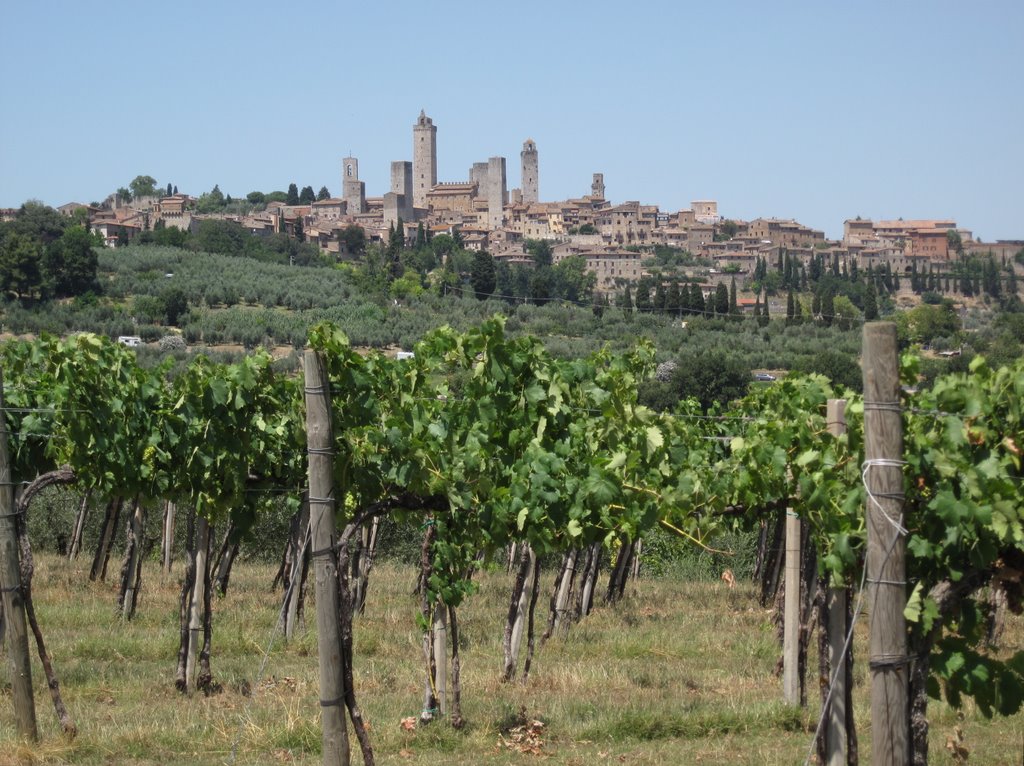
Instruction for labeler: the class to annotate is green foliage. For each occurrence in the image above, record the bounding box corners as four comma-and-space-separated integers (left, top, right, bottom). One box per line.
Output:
195, 184, 226, 213
470, 250, 496, 299
639, 349, 750, 412
129, 175, 158, 200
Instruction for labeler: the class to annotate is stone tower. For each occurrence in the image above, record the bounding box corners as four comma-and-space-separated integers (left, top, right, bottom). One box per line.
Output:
521, 139, 538, 204
469, 162, 489, 197
591, 173, 605, 200
487, 156, 507, 230
384, 160, 414, 226
412, 110, 437, 209
342, 156, 365, 215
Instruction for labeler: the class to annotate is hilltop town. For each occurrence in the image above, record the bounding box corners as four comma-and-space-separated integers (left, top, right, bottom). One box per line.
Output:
4, 110, 1021, 307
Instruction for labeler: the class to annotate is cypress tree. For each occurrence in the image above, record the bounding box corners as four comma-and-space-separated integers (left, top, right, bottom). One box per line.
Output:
786, 289, 796, 326
635, 280, 651, 312
619, 284, 633, 315
821, 290, 835, 327
666, 281, 682, 316
728, 276, 738, 315
690, 282, 704, 312
715, 282, 729, 315
653, 282, 667, 312
863, 282, 879, 321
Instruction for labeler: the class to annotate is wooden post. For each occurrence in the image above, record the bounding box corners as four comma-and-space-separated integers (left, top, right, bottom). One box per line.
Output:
67, 490, 90, 561
185, 516, 209, 692
162, 500, 176, 575
121, 499, 146, 619
303, 350, 350, 766
0, 368, 38, 740
431, 603, 448, 716
508, 545, 537, 677
862, 322, 908, 766
782, 508, 801, 705
825, 398, 849, 766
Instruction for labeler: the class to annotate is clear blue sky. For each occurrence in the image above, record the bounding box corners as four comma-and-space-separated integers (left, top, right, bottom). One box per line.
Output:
2, 1, 1021, 240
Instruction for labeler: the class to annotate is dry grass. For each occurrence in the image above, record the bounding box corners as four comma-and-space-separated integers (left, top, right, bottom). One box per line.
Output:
0, 555, 1022, 765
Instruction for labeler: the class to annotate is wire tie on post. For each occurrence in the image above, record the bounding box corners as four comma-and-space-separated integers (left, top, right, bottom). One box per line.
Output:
306, 447, 335, 456
308, 496, 335, 506
319, 695, 345, 708
0, 585, 22, 594
303, 385, 329, 395
869, 654, 912, 671
311, 547, 336, 559
862, 400, 902, 413
865, 578, 907, 586
785, 510, 800, 519
861, 459, 909, 536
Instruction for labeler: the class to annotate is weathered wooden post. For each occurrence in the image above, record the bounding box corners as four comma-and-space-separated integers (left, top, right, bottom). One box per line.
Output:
862, 322, 908, 766
162, 500, 176, 574
825, 398, 851, 765
304, 349, 350, 766
67, 490, 90, 561
185, 516, 210, 692
0, 368, 38, 740
782, 507, 801, 705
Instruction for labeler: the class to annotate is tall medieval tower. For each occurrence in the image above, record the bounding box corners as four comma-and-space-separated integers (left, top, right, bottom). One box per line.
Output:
487, 156, 507, 230
342, 156, 365, 215
412, 110, 437, 209
520, 139, 538, 204
591, 173, 605, 200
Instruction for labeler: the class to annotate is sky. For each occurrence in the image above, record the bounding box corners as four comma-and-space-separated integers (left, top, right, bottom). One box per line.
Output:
1, 1, 1021, 241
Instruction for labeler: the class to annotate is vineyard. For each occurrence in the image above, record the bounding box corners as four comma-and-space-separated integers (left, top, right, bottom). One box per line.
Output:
0, 319, 1022, 765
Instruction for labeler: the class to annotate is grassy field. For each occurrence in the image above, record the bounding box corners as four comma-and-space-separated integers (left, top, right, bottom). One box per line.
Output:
1, 555, 1022, 765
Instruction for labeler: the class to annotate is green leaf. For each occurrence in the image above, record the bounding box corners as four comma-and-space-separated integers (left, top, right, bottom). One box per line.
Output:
606, 451, 627, 471
646, 426, 663, 453
795, 449, 820, 468
516, 508, 529, 531
567, 519, 583, 538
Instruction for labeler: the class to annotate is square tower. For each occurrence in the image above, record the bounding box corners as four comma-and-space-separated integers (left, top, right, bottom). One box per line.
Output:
469, 162, 489, 198
390, 161, 414, 222
520, 139, 539, 204
591, 173, 605, 200
342, 156, 365, 215
413, 110, 437, 209
487, 156, 507, 230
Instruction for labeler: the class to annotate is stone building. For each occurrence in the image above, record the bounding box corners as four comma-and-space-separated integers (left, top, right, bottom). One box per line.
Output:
469, 162, 489, 196
413, 110, 437, 209
487, 156, 507, 230
591, 173, 605, 200
384, 160, 414, 227
747, 218, 825, 248
342, 156, 366, 216
426, 182, 478, 215
692, 200, 720, 224
521, 139, 538, 204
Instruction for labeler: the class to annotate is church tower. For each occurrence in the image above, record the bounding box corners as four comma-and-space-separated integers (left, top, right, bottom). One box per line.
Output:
342, 156, 365, 215
520, 139, 538, 204
412, 110, 437, 209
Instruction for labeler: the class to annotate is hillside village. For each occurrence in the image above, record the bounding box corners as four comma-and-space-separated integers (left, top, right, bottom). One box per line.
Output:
7, 110, 1021, 304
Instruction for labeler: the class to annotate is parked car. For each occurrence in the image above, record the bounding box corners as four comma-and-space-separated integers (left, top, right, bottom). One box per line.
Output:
754, 372, 775, 382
